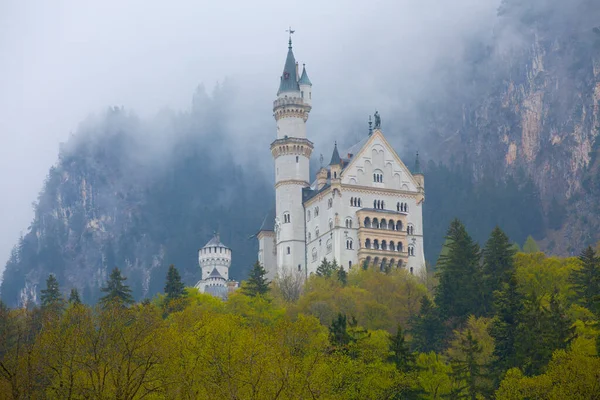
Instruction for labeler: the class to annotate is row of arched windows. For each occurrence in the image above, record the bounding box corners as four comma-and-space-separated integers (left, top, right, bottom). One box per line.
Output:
374, 200, 385, 209
350, 197, 362, 207
363, 217, 403, 231
363, 256, 411, 273
364, 238, 404, 252
397, 202, 408, 212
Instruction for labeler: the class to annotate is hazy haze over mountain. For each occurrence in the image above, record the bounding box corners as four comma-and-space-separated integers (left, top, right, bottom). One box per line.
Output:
0, 0, 501, 274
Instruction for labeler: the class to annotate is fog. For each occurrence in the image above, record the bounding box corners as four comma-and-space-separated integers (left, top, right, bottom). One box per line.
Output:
0, 0, 499, 273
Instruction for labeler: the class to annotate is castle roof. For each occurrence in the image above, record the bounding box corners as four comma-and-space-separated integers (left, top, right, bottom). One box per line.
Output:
257, 207, 275, 232
329, 142, 341, 165
208, 268, 225, 279
203, 233, 228, 249
298, 64, 312, 86
277, 39, 300, 94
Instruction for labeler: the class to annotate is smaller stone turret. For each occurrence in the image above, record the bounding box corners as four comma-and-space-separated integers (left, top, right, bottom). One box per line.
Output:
195, 232, 235, 298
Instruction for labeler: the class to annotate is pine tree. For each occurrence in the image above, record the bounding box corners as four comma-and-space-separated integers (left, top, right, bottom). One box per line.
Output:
316, 258, 336, 277
329, 313, 353, 348
68, 288, 81, 304
337, 267, 347, 286
409, 296, 446, 353
448, 330, 487, 400
490, 274, 523, 375
481, 227, 516, 316
99, 267, 134, 308
522, 235, 540, 253
570, 246, 600, 314
164, 264, 185, 301
388, 324, 415, 372
242, 261, 269, 297
40, 274, 65, 311
435, 219, 482, 321
544, 289, 574, 352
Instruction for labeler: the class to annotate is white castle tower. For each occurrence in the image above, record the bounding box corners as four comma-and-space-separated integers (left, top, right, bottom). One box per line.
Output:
270, 33, 313, 275
195, 233, 231, 299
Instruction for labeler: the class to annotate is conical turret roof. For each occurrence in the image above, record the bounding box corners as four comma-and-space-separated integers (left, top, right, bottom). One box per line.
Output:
278, 39, 300, 94
208, 268, 224, 279
329, 142, 341, 165
203, 232, 228, 249
298, 64, 312, 86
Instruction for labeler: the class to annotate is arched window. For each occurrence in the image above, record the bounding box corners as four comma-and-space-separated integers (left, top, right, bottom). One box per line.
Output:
312, 248, 317, 262
381, 240, 387, 251
365, 238, 371, 249
358, 198, 362, 207
374, 239, 380, 250
315, 207, 319, 216
298, 264, 302, 271
389, 241, 395, 251
410, 267, 414, 275
373, 200, 377, 208
346, 239, 353, 250
382, 201, 385, 209
398, 242, 403, 252
329, 219, 333, 230
326, 239, 332, 253
388, 219, 395, 230
364, 217, 371, 228
328, 198, 333, 209
380, 219, 387, 230
334, 171, 337, 179
349, 260, 352, 269
287, 246, 291, 255
405, 203, 409, 212
283, 212, 291, 223
345, 218, 352, 228
307, 210, 311, 221
373, 218, 379, 229
315, 227, 320, 237
296, 156, 299, 163
374, 169, 383, 183
408, 245, 415, 256
396, 221, 402, 231
350, 197, 354, 206
397, 202, 400, 211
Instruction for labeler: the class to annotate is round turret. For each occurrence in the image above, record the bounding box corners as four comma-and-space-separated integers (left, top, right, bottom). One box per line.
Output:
198, 233, 231, 281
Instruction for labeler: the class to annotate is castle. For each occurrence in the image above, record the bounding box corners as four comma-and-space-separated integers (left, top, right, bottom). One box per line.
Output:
257, 36, 426, 279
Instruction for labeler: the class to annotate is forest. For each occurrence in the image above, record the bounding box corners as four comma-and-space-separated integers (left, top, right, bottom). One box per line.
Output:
1, 219, 599, 399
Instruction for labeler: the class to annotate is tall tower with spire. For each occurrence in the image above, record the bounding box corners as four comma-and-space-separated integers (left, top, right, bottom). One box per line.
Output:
271, 33, 313, 275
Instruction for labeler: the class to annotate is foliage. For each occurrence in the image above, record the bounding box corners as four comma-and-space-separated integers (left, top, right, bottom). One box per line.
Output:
316, 258, 338, 277
68, 288, 81, 304
435, 219, 482, 322
522, 235, 541, 254
99, 267, 134, 308
570, 246, 600, 315
164, 264, 185, 302
388, 324, 415, 372
241, 261, 270, 297
410, 296, 446, 353
40, 274, 65, 312
481, 226, 516, 316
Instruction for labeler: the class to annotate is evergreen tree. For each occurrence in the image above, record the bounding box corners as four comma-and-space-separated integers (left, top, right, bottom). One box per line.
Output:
337, 267, 348, 286
481, 227, 516, 316
448, 330, 488, 400
544, 290, 574, 352
99, 267, 134, 308
570, 246, 600, 314
316, 258, 336, 277
522, 235, 540, 253
388, 324, 415, 372
164, 264, 185, 301
40, 274, 65, 311
435, 219, 482, 321
68, 288, 81, 304
410, 296, 446, 353
329, 313, 353, 348
242, 261, 269, 297
490, 274, 523, 376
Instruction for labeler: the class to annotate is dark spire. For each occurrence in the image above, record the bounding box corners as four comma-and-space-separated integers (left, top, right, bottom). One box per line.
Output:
329, 141, 341, 165
299, 64, 312, 85
278, 28, 299, 94
414, 151, 422, 174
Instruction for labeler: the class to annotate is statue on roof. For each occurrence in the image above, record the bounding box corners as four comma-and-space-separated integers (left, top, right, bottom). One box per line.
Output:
374, 111, 381, 129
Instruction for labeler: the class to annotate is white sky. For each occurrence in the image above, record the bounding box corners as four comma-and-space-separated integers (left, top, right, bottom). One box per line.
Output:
0, 0, 498, 273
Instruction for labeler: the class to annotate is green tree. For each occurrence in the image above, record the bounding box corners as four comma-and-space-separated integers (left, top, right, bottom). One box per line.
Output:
481, 227, 516, 316
164, 264, 185, 301
522, 236, 540, 254
99, 267, 134, 308
337, 267, 347, 286
435, 219, 482, 321
448, 330, 488, 400
242, 261, 269, 297
329, 313, 353, 349
68, 288, 81, 304
490, 274, 523, 377
316, 258, 337, 277
40, 274, 65, 311
410, 296, 446, 353
388, 324, 415, 372
570, 246, 600, 314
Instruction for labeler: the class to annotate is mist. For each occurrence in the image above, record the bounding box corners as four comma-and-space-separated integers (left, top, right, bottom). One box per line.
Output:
0, 0, 500, 273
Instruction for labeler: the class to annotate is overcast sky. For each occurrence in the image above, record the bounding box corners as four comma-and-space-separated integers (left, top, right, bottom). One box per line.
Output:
0, 0, 498, 273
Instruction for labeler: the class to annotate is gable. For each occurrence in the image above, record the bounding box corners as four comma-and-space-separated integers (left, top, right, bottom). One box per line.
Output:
341, 130, 419, 192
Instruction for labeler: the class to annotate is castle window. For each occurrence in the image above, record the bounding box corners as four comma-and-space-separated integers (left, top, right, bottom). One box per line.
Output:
365, 238, 371, 249
315, 207, 319, 216
301, 91, 304, 98
374, 239, 380, 250
312, 248, 317, 262
396, 221, 402, 231
364, 217, 371, 228
283, 212, 291, 223
329, 219, 334, 230
358, 198, 361, 207
398, 242, 403, 252
298, 264, 302, 271
397, 202, 400, 212
296, 156, 299, 163
327, 198, 333, 209
346, 239, 353, 250
315, 227, 319, 237
349, 261, 352, 269
307, 210, 311, 221
345, 218, 352, 228
410, 267, 414, 275
287, 246, 291, 255
326, 239, 332, 253
408, 245, 415, 256
390, 241, 395, 251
